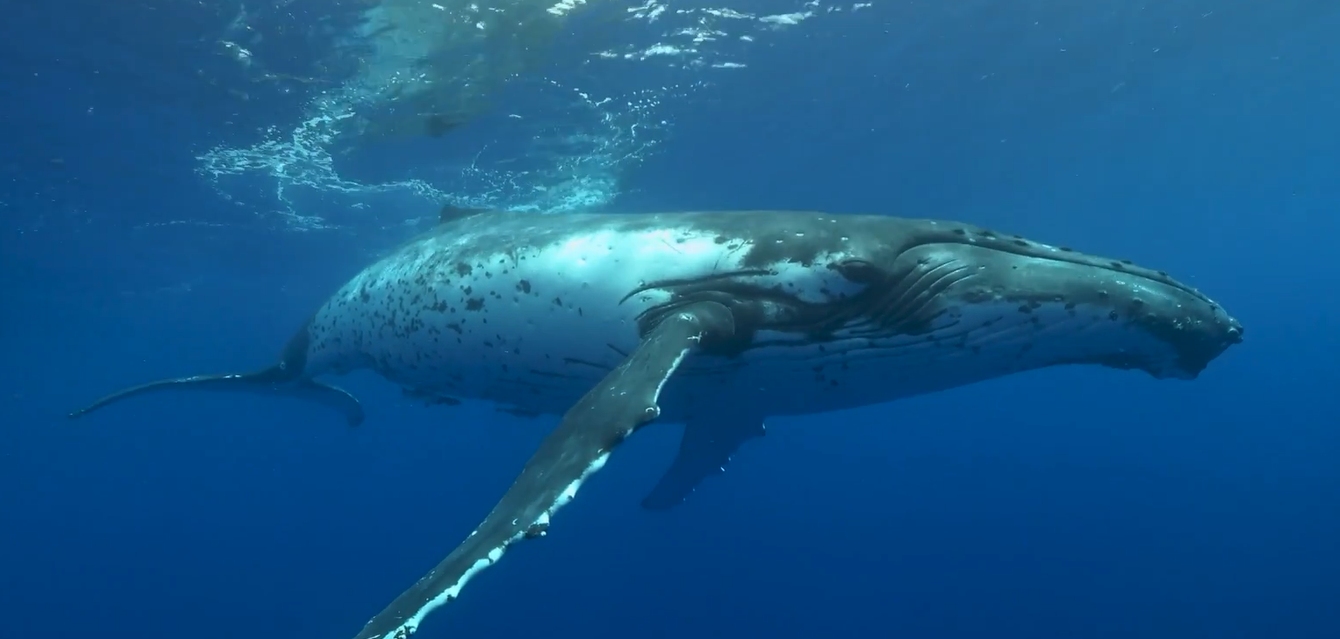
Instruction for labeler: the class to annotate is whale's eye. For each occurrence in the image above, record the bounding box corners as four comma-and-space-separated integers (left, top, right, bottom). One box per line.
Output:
835, 259, 882, 284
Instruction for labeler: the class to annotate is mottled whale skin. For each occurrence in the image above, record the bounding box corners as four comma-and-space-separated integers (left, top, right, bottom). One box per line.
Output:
70, 209, 1243, 639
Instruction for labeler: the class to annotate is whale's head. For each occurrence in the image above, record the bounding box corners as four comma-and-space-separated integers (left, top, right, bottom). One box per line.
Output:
808, 216, 1244, 380
626, 212, 1241, 384
662, 213, 1245, 383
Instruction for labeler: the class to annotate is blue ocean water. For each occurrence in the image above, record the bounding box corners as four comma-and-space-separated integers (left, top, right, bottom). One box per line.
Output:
2, 1, 1338, 638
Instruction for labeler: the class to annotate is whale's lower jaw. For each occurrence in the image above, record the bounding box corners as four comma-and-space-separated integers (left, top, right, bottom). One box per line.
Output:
651, 298, 1182, 418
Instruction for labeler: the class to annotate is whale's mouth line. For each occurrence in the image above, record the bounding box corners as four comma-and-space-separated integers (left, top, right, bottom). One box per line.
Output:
924, 238, 1221, 308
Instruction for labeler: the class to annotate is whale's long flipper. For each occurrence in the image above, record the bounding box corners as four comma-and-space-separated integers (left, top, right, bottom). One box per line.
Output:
67, 370, 365, 427
352, 301, 736, 639
641, 416, 765, 510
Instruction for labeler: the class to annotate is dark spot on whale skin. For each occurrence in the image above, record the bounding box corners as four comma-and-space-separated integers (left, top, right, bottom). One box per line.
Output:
517, 279, 532, 293
498, 406, 542, 419
553, 297, 563, 307
431, 300, 448, 312
952, 228, 967, 236
714, 235, 729, 244
1012, 239, 1029, 247
454, 262, 472, 276
1110, 261, 1126, 270
1109, 311, 1120, 321
529, 368, 580, 379
524, 523, 549, 539
462, 285, 473, 295
402, 387, 462, 407
466, 298, 485, 311
563, 356, 611, 371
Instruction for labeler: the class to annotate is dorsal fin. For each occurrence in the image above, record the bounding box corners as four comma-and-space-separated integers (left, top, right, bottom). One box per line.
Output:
439, 204, 499, 225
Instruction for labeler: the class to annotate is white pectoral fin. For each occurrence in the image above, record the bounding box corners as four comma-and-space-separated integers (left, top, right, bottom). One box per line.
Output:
351, 301, 737, 639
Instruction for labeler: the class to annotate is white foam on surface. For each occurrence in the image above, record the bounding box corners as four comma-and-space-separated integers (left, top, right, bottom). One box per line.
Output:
194, 0, 870, 229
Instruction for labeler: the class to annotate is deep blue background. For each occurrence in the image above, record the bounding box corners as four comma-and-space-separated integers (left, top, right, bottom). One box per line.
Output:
3, 2, 1338, 639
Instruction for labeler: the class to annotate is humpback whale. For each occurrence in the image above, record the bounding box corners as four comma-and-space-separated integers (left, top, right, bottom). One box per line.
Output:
70, 210, 1243, 639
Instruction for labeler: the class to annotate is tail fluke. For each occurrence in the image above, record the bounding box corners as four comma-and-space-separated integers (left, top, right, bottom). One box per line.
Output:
68, 368, 364, 426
